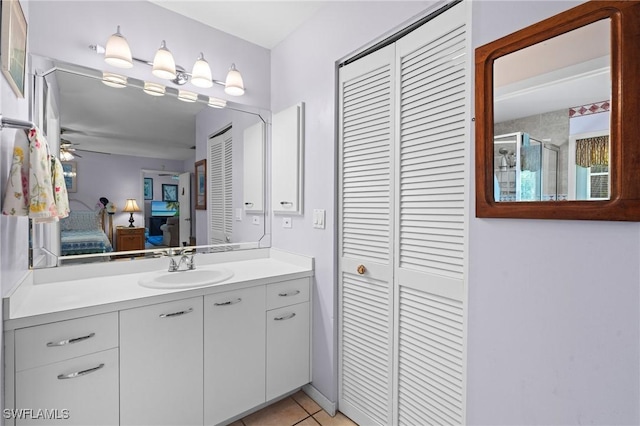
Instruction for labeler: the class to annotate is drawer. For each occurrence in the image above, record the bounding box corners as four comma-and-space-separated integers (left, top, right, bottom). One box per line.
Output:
118, 228, 144, 236
266, 278, 309, 310
15, 312, 118, 371
16, 348, 119, 426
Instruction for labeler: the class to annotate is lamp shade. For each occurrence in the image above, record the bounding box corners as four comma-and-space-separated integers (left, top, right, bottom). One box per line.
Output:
208, 97, 226, 108
143, 81, 166, 96
152, 40, 177, 80
178, 90, 198, 103
191, 53, 213, 88
102, 72, 127, 88
104, 26, 133, 69
122, 198, 141, 213
224, 63, 245, 96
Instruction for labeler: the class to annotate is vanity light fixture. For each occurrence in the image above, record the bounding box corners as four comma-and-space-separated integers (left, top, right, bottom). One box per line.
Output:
178, 90, 198, 103
122, 198, 141, 227
91, 25, 246, 96
104, 26, 133, 68
208, 97, 227, 108
143, 81, 166, 96
102, 72, 127, 88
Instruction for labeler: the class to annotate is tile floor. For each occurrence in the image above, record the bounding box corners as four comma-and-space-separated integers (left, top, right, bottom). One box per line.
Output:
229, 390, 358, 426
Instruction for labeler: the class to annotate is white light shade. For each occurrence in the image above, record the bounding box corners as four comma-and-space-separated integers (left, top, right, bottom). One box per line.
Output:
152, 40, 176, 80
191, 53, 213, 88
122, 198, 141, 212
143, 81, 166, 96
224, 63, 245, 96
178, 90, 198, 103
104, 26, 133, 68
102, 72, 127, 88
60, 150, 75, 161
208, 97, 227, 108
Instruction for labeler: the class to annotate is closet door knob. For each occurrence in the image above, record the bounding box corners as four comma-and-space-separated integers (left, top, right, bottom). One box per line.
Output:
357, 265, 366, 275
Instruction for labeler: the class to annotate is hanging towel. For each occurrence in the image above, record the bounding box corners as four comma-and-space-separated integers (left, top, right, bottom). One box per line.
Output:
51, 157, 70, 219
2, 130, 30, 216
2, 127, 70, 222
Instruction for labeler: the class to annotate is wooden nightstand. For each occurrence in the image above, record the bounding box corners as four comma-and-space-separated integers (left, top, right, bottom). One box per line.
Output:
116, 227, 145, 252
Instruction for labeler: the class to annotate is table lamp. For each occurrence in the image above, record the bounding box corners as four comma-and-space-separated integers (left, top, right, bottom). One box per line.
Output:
122, 198, 141, 227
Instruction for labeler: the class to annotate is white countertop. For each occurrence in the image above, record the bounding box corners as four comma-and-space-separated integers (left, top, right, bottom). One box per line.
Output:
4, 248, 314, 330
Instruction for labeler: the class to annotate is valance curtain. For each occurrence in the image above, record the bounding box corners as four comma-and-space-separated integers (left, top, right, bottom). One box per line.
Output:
576, 135, 609, 167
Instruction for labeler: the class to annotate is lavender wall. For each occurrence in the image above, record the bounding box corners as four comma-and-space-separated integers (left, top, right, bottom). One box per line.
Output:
467, 1, 639, 424
72, 151, 184, 228
270, 0, 435, 404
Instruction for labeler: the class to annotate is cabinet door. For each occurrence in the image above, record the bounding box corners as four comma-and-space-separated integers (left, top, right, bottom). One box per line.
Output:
272, 103, 304, 215
243, 122, 265, 213
15, 348, 118, 426
204, 286, 266, 425
120, 297, 203, 426
266, 302, 310, 401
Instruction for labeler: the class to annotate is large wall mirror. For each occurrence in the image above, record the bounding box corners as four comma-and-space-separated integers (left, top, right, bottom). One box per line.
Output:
30, 56, 268, 268
475, 0, 640, 220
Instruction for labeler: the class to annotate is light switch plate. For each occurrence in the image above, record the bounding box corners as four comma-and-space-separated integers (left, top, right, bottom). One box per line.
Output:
252, 216, 260, 225
282, 217, 292, 228
313, 209, 326, 229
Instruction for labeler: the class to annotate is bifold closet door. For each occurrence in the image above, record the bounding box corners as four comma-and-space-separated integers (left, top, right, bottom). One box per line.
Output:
338, 44, 395, 426
394, 3, 468, 425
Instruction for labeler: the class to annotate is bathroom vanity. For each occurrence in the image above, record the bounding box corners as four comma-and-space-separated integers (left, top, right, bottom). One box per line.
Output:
3, 249, 313, 426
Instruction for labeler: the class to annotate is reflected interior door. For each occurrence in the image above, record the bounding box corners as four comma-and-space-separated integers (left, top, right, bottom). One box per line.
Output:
179, 172, 191, 246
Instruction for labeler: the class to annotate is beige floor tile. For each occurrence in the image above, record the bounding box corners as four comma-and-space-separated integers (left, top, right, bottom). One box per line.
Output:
243, 397, 309, 426
296, 417, 321, 426
313, 410, 358, 426
292, 390, 322, 415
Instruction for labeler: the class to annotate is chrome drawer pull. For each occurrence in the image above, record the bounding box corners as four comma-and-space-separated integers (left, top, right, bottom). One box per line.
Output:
274, 312, 296, 321
278, 290, 300, 297
280, 201, 293, 206
57, 363, 105, 380
214, 298, 242, 306
159, 307, 194, 318
46, 332, 95, 347
244, 202, 254, 206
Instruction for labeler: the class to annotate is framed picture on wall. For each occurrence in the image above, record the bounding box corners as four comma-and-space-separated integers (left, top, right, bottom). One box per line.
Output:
144, 178, 153, 200
195, 159, 206, 210
1, 0, 27, 98
61, 161, 77, 193
162, 184, 178, 202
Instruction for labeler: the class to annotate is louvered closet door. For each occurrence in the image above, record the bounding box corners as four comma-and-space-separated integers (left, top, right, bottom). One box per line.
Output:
207, 128, 233, 245
338, 44, 395, 426
394, 3, 468, 425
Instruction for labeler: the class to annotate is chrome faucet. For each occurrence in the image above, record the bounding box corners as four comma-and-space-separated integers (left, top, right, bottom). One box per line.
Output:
166, 249, 196, 272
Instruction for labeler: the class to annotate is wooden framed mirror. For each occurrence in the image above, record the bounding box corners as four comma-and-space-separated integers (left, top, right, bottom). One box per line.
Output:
475, 0, 640, 220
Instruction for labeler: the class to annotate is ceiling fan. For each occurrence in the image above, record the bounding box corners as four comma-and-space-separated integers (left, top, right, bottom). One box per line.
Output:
60, 138, 81, 160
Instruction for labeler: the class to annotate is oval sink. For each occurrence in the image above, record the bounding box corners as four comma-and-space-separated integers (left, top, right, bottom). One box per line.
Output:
139, 268, 234, 289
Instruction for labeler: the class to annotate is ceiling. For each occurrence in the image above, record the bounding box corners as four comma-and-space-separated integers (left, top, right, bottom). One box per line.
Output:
148, 1, 327, 49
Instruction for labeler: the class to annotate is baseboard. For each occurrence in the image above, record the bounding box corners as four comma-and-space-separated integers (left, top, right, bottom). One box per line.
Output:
302, 384, 336, 416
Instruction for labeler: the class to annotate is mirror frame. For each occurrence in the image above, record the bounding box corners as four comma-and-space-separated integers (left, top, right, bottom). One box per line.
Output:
475, 0, 640, 220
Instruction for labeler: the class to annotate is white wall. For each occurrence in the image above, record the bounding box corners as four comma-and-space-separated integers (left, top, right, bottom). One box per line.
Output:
270, 0, 436, 403
467, 1, 639, 424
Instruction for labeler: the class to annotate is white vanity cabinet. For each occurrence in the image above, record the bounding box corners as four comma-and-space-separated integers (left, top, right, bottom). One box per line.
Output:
119, 297, 204, 426
5, 259, 313, 426
204, 286, 266, 425
265, 278, 311, 400
272, 103, 305, 215
13, 313, 119, 426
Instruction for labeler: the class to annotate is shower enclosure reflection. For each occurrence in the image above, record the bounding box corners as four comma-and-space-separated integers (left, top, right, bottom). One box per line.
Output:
494, 132, 560, 202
